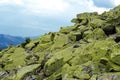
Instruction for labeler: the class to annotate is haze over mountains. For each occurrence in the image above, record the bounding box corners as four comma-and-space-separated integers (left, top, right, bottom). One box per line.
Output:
0, 34, 25, 49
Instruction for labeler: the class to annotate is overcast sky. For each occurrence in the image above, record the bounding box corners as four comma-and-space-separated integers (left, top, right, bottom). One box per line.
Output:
0, 0, 120, 37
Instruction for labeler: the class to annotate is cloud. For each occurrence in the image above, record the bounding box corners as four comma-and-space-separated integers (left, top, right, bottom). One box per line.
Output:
87, 0, 110, 14
65, 0, 109, 14
0, 0, 24, 5
23, 0, 69, 15
0, 0, 112, 15
113, 0, 120, 6
92, 0, 115, 8
21, 0, 110, 15
0, 0, 70, 15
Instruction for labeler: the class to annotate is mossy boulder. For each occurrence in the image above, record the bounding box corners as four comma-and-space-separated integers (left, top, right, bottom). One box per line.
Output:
1, 47, 29, 70
51, 33, 69, 50
94, 72, 120, 80
44, 47, 73, 76
13, 64, 40, 80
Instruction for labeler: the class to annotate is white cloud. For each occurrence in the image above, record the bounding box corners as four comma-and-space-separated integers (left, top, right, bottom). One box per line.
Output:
66, 0, 108, 14
0, 0, 24, 5
113, 0, 120, 6
26, 0, 69, 11
21, 0, 70, 15
0, 0, 70, 15
88, 0, 109, 14
0, 0, 111, 15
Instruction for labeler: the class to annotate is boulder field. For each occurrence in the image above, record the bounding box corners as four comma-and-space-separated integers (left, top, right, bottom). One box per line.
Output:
1, 5, 120, 80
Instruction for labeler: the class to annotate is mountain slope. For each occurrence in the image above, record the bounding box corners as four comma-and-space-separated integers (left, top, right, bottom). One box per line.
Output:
1, 5, 120, 80
0, 34, 25, 49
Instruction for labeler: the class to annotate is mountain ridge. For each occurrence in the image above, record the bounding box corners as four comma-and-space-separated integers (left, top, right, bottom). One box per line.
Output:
0, 34, 25, 49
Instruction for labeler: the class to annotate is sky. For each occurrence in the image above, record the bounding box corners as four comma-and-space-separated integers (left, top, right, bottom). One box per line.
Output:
0, 0, 120, 37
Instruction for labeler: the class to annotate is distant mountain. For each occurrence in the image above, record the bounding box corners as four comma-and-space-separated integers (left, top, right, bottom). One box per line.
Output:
0, 34, 25, 49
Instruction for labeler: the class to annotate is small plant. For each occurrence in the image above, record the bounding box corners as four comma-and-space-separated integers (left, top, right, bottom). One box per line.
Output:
21, 37, 31, 48
0, 48, 2, 51
25, 37, 31, 43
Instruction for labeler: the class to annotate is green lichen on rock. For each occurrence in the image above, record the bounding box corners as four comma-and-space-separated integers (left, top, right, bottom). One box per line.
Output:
1, 5, 120, 80
13, 64, 40, 80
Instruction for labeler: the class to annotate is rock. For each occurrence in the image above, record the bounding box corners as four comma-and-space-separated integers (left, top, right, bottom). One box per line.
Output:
110, 50, 120, 65
13, 64, 40, 80
101, 24, 116, 36
114, 34, 120, 42
96, 72, 120, 80
51, 33, 69, 50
